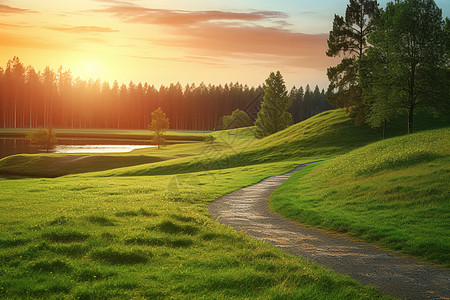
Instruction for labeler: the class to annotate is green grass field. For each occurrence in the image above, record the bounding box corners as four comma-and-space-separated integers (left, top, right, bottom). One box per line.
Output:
0, 163, 386, 299
0, 108, 448, 298
270, 128, 450, 266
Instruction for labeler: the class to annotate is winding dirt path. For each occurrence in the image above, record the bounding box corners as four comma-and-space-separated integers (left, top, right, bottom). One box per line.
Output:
208, 163, 450, 300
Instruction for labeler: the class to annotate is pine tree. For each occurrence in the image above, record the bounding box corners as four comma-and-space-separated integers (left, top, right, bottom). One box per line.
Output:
254, 71, 292, 138
326, 0, 380, 124
149, 107, 170, 149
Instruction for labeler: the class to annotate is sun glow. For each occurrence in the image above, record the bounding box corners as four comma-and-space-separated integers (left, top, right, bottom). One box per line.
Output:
69, 60, 107, 81
86, 62, 96, 74
83, 61, 100, 79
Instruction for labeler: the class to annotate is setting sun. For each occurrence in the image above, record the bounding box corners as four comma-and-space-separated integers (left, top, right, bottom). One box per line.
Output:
83, 61, 101, 79
86, 63, 96, 74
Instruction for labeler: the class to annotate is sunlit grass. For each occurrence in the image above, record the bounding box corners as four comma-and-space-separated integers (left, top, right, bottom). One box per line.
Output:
0, 125, 256, 178
0, 109, 447, 298
0, 162, 386, 299
270, 128, 450, 266
72, 110, 381, 178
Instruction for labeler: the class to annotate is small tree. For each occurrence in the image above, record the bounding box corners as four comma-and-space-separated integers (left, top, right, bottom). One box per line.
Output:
149, 107, 170, 149
26, 128, 57, 152
254, 71, 292, 138
222, 109, 253, 129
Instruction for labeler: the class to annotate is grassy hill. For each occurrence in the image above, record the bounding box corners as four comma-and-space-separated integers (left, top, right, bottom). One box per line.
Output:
0, 108, 447, 298
2, 109, 444, 178
270, 127, 450, 266
0, 163, 385, 299
0, 110, 367, 178
66, 110, 384, 177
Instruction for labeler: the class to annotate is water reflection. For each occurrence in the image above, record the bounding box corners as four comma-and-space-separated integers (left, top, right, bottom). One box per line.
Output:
55, 145, 154, 153
0, 138, 155, 159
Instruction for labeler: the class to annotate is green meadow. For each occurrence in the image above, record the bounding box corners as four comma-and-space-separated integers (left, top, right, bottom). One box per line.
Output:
0, 109, 448, 298
270, 127, 450, 266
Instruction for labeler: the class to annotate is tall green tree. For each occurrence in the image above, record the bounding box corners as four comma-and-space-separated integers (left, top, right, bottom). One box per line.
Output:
254, 71, 292, 138
359, 7, 397, 138
361, 0, 447, 134
326, 0, 380, 123
149, 107, 170, 149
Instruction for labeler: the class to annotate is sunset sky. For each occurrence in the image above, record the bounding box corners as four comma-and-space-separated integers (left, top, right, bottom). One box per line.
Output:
1, 0, 449, 89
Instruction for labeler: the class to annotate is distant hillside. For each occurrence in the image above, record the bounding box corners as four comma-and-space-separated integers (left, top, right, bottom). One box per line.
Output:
74, 109, 381, 177
1, 109, 447, 178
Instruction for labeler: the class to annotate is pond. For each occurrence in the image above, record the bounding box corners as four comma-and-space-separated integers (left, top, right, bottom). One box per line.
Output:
0, 138, 155, 159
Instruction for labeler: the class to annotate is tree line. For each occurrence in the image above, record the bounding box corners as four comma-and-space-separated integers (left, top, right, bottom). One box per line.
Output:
0, 57, 263, 131
0, 57, 333, 131
289, 85, 334, 124
327, 0, 449, 135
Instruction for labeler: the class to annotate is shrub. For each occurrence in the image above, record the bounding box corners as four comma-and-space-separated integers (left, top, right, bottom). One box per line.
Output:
26, 128, 57, 152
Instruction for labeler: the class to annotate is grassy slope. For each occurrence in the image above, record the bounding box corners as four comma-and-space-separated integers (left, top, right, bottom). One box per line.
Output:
0, 154, 169, 178
0, 163, 386, 299
270, 128, 450, 266
0, 133, 219, 178
2, 109, 422, 178
1, 109, 447, 298
76, 110, 382, 177
0, 112, 391, 298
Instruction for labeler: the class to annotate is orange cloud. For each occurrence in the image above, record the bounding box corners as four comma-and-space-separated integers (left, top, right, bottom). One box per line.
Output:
0, 4, 36, 14
146, 23, 329, 70
156, 24, 326, 57
0, 32, 70, 51
90, 3, 287, 26
89, 3, 330, 69
0, 22, 31, 28
46, 25, 119, 33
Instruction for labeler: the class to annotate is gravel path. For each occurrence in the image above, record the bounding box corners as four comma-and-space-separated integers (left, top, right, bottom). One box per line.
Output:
208, 163, 450, 300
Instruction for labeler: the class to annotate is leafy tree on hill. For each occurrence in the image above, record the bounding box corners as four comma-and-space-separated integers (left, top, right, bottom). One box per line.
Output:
149, 107, 170, 149
359, 8, 397, 138
221, 109, 252, 130
360, 0, 448, 134
254, 71, 292, 138
326, 0, 380, 124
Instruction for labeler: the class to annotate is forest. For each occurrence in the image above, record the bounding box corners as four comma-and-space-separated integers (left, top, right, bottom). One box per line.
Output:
0, 57, 333, 131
